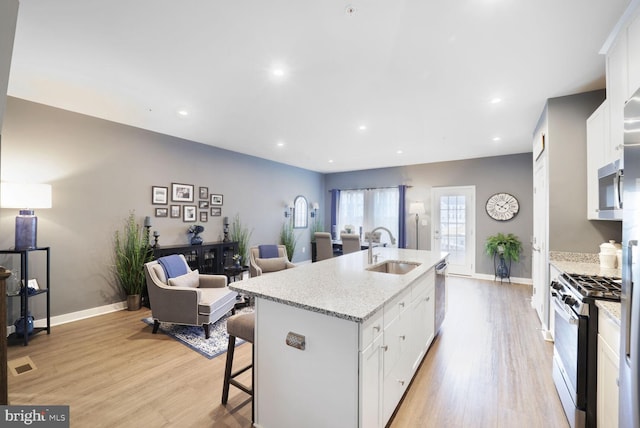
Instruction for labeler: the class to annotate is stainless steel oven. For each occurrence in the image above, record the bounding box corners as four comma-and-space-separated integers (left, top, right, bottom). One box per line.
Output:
551, 279, 588, 428
550, 274, 622, 428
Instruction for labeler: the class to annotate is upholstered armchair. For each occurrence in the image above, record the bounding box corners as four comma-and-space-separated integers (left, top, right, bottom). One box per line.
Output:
144, 255, 237, 338
249, 245, 296, 277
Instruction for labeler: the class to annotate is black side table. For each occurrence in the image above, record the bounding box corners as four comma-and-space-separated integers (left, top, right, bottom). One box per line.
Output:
224, 265, 248, 283
1, 247, 51, 346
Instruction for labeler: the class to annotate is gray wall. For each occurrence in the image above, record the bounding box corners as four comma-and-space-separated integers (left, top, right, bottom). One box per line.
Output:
323, 153, 535, 279
546, 90, 622, 251
0, 97, 323, 320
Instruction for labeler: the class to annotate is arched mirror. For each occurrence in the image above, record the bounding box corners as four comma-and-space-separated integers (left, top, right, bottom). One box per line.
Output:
293, 195, 308, 229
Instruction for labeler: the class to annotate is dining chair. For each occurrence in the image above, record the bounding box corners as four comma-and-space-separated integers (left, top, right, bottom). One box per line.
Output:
340, 233, 361, 254
314, 232, 333, 261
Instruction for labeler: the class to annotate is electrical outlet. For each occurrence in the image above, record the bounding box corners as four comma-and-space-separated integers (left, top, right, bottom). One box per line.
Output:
302, 246, 306, 253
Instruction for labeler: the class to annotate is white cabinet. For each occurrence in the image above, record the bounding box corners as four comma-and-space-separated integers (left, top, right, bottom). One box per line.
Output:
586, 101, 610, 219
548, 264, 562, 341
410, 269, 435, 371
627, 11, 640, 98
382, 286, 411, 424
597, 308, 620, 428
606, 35, 627, 166
360, 334, 383, 428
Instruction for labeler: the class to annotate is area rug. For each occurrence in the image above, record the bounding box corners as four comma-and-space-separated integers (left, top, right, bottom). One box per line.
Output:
142, 307, 253, 359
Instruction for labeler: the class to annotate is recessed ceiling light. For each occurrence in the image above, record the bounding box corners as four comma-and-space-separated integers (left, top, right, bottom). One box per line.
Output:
272, 68, 285, 77
277, 141, 285, 147
396, 150, 403, 154
358, 125, 367, 131
493, 136, 501, 141
328, 159, 334, 163
178, 110, 189, 116
490, 98, 502, 104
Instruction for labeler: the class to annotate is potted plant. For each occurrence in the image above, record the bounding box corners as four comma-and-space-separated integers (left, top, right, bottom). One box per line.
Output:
230, 214, 252, 267
280, 221, 298, 262
114, 212, 154, 310
485, 233, 522, 281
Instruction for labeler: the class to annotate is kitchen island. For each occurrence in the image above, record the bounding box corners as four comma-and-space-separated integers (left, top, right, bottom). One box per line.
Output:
229, 248, 447, 428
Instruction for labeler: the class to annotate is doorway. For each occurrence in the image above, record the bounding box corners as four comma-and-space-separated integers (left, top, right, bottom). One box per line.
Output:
431, 186, 476, 276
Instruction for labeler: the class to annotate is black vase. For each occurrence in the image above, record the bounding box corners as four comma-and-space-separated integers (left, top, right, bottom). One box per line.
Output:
496, 254, 510, 278
191, 234, 203, 245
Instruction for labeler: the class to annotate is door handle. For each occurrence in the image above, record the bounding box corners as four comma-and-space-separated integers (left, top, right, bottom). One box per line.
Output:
532, 244, 541, 252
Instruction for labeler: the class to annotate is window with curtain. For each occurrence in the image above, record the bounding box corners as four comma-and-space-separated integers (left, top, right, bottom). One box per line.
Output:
337, 188, 399, 245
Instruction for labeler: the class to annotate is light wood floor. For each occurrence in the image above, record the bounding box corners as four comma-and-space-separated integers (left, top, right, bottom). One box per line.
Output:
6, 276, 569, 428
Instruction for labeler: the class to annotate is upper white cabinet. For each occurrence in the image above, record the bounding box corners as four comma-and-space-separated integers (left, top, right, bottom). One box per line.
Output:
627, 7, 640, 100
606, 35, 627, 166
586, 101, 610, 219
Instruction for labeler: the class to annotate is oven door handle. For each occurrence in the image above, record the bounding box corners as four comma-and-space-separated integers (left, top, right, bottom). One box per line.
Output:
553, 297, 579, 325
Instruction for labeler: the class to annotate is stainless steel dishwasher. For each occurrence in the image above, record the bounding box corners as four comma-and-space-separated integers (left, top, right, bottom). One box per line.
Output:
435, 259, 448, 333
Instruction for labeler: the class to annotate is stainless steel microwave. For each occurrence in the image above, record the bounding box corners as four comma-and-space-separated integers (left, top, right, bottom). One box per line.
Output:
597, 159, 623, 220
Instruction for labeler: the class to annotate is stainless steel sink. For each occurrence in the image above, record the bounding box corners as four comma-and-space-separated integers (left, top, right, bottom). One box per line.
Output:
366, 260, 421, 275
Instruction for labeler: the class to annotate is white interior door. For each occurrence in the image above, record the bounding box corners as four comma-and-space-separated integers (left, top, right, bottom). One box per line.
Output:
532, 150, 549, 330
431, 186, 475, 276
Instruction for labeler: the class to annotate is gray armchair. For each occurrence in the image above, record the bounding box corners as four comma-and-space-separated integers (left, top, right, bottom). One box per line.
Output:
144, 255, 237, 338
249, 245, 296, 277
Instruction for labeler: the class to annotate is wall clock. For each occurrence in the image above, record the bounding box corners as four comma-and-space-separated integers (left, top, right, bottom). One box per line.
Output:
486, 192, 519, 221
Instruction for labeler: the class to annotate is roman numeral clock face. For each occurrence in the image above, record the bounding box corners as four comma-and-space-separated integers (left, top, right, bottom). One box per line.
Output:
486, 192, 519, 221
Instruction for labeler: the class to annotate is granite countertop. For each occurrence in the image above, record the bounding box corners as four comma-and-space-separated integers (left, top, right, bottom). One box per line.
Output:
550, 251, 621, 324
229, 248, 448, 323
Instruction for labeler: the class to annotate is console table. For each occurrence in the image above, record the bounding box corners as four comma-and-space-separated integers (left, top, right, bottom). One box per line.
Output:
152, 241, 239, 274
1, 247, 51, 346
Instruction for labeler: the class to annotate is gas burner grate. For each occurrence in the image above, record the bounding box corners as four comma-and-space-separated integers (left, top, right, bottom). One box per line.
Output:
562, 273, 622, 299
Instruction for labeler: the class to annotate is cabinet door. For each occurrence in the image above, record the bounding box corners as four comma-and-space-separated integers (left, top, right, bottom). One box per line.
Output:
409, 284, 435, 373
360, 335, 383, 428
607, 35, 627, 165
586, 101, 609, 219
627, 10, 640, 100
597, 334, 619, 428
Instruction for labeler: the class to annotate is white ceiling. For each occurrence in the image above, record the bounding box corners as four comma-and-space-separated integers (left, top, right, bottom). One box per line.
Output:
6, 0, 631, 173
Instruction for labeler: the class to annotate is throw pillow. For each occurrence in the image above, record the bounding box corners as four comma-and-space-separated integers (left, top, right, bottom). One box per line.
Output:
168, 269, 199, 288
256, 257, 287, 273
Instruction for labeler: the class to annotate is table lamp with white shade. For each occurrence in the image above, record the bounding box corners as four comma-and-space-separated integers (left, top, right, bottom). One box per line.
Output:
409, 201, 425, 250
1, 182, 52, 249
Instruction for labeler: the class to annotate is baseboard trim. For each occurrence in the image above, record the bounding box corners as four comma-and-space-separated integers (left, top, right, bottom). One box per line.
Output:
6, 300, 128, 336
461, 272, 533, 286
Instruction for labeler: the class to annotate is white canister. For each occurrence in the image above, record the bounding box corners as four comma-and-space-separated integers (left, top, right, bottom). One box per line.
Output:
600, 240, 618, 255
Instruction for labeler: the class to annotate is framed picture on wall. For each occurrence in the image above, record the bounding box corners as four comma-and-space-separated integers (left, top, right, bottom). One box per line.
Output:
152, 186, 168, 205
172, 183, 194, 202
183, 205, 197, 222
199, 187, 209, 199
200, 211, 208, 222
210, 194, 223, 205
199, 200, 209, 209
155, 207, 168, 217
170, 205, 181, 218
210, 207, 222, 217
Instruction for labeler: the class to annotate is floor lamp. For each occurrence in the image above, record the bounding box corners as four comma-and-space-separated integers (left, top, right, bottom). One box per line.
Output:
409, 202, 425, 250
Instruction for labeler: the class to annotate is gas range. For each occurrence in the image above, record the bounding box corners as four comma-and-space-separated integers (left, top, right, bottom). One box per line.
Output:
552, 273, 621, 316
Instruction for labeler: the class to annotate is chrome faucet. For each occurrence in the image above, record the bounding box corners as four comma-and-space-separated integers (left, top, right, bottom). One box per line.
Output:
367, 226, 396, 264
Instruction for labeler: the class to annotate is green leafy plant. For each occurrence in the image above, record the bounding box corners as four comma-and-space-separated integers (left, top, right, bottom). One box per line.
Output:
280, 221, 298, 261
230, 213, 252, 266
310, 217, 324, 242
114, 212, 153, 296
485, 232, 523, 263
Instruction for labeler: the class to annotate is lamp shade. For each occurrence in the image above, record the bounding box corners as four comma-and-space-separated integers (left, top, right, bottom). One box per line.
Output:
1, 182, 52, 209
409, 202, 425, 215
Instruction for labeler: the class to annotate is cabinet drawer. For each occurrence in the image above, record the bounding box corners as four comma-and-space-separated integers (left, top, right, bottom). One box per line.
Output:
384, 288, 410, 329
411, 268, 434, 301
360, 309, 383, 351
599, 309, 620, 354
